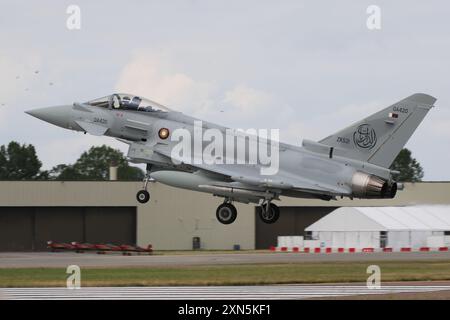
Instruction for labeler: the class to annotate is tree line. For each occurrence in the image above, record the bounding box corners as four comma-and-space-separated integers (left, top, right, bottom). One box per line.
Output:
0, 141, 423, 182
0, 142, 144, 181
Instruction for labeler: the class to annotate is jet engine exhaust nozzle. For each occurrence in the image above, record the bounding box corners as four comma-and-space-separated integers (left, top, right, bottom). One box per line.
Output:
385, 182, 398, 199
351, 171, 388, 198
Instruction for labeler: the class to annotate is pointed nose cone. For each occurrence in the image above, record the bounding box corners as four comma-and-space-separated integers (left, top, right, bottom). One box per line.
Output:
25, 105, 73, 129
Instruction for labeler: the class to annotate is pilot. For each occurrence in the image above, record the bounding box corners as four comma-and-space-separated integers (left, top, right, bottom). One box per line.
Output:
129, 96, 142, 110
121, 96, 131, 108
120, 96, 141, 111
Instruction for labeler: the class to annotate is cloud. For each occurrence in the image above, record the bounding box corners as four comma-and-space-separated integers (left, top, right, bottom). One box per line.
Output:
115, 51, 216, 116
223, 84, 274, 113
114, 52, 286, 130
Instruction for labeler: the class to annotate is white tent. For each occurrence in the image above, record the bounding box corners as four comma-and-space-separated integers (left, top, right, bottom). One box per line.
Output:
305, 206, 450, 249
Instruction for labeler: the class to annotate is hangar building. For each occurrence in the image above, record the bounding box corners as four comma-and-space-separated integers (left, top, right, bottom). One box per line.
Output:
305, 206, 450, 249
0, 181, 449, 251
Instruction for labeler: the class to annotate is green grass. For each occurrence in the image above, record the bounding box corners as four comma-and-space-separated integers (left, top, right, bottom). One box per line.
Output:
1, 260, 450, 287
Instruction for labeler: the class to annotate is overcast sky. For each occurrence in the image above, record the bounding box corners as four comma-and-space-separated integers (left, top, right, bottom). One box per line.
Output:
0, 1, 449, 180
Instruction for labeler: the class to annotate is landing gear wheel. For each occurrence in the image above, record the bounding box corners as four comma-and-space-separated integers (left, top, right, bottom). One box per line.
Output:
259, 203, 280, 224
136, 190, 150, 203
216, 203, 237, 224
137, 164, 152, 204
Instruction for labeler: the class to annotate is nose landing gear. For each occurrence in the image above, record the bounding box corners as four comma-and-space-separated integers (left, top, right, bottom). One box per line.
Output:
136, 189, 150, 203
136, 165, 152, 204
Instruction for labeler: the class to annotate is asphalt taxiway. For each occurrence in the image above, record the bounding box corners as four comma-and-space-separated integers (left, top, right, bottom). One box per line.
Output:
1, 251, 450, 268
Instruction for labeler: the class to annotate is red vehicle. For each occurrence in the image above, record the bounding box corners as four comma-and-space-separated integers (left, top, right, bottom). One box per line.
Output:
94, 243, 123, 254
48, 241, 153, 255
71, 242, 96, 253
120, 244, 153, 255
47, 241, 75, 251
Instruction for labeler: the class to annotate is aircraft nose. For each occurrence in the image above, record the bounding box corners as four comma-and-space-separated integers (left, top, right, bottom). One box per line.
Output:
25, 105, 73, 129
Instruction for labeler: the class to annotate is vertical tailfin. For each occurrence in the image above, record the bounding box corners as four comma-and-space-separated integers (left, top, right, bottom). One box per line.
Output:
319, 93, 436, 168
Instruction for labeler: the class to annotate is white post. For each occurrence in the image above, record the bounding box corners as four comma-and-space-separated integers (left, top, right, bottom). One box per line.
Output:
109, 164, 118, 181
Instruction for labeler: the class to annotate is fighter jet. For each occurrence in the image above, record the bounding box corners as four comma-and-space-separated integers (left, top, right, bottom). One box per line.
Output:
26, 93, 436, 225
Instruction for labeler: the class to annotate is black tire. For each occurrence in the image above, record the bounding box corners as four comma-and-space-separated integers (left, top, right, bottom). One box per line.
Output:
136, 190, 150, 203
216, 203, 237, 224
259, 203, 280, 224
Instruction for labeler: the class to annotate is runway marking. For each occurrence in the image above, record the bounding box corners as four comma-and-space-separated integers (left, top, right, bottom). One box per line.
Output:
1, 285, 449, 300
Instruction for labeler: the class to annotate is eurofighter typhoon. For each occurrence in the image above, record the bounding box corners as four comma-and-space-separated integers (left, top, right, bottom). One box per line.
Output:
26, 93, 436, 224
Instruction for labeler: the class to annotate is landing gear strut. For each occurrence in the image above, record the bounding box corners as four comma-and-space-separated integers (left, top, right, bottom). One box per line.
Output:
136, 164, 152, 204
216, 200, 237, 224
259, 201, 280, 224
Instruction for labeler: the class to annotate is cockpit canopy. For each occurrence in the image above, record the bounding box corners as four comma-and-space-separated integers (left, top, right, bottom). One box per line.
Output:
85, 93, 171, 113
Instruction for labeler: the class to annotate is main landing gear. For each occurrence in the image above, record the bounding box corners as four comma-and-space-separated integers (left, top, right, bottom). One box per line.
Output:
215, 199, 280, 225
216, 201, 237, 224
136, 165, 152, 204
259, 201, 280, 224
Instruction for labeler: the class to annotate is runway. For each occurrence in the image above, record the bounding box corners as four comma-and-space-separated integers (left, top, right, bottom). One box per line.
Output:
1, 285, 449, 300
1, 251, 450, 268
